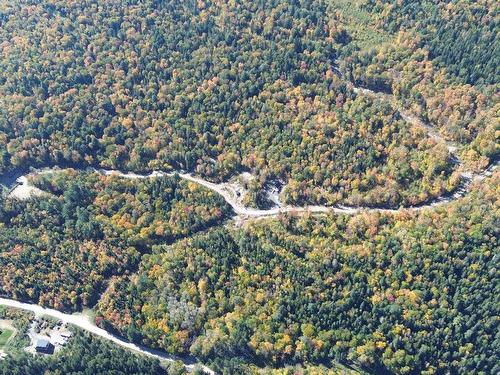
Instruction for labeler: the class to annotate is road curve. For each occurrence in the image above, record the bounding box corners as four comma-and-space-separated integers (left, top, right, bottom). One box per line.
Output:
6, 160, 498, 218
0, 298, 214, 374
101, 164, 499, 216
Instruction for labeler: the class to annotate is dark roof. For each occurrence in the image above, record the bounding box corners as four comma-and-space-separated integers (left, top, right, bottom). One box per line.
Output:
35, 339, 50, 348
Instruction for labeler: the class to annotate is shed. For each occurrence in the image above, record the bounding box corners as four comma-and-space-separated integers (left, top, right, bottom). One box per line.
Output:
35, 338, 54, 354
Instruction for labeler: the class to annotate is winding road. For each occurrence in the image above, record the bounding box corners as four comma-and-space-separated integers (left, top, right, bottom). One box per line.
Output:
6, 159, 497, 219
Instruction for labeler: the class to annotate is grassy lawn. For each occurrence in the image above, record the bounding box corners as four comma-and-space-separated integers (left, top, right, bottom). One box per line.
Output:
0, 328, 14, 348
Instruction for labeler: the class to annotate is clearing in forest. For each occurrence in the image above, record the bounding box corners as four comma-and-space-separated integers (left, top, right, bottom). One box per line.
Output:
0, 320, 16, 349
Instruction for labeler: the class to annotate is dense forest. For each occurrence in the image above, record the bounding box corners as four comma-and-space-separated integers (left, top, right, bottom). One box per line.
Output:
363, 0, 499, 85
0, 0, 498, 374
0, 170, 231, 310
0, 0, 464, 208
97, 172, 499, 374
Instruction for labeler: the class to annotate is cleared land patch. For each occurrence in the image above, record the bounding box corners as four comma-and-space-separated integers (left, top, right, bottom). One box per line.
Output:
0, 320, 16, 349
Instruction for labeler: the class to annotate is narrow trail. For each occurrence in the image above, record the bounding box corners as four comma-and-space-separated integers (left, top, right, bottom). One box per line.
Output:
351, 86, 461, 158
0, 298, 214, 374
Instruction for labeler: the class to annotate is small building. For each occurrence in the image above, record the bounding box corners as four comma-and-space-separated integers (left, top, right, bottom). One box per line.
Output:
35, 339, 54, 354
